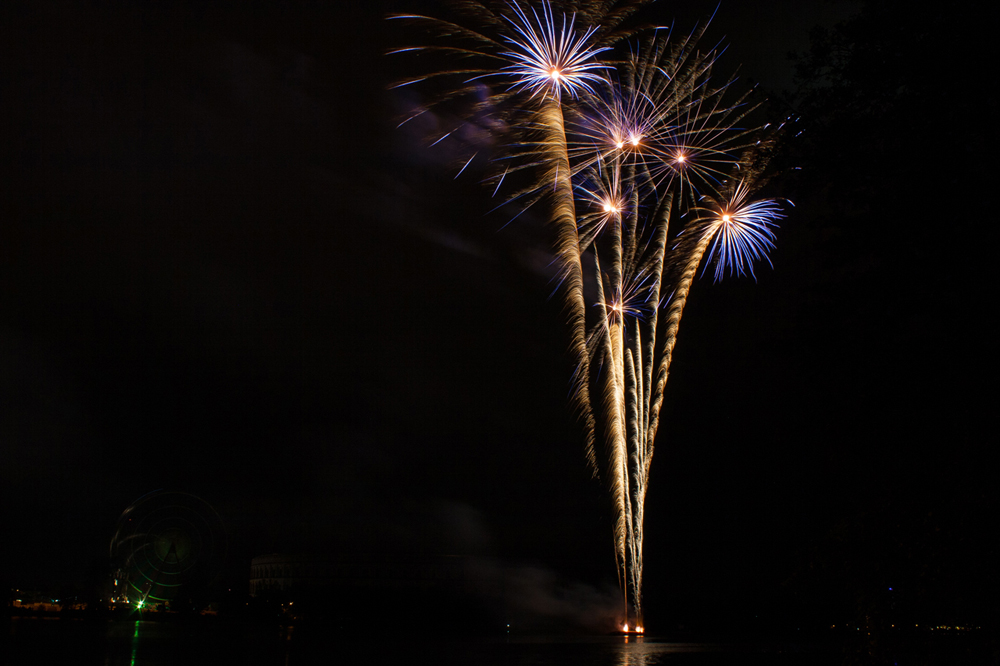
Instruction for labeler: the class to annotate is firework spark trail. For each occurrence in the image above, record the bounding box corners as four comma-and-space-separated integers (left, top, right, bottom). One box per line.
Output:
590, 251, 624, 594
540, 94, 599, 476
624, 336, 641, 614
646, 229, 713, 457
392, 0, 786, 630
641, 192, 673, 449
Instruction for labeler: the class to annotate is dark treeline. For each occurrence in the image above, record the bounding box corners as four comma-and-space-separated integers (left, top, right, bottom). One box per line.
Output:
755, 1, 996, 661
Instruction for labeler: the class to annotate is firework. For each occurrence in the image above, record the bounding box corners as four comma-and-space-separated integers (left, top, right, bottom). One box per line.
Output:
499, 1, 611, 100
699, 179, 783, 282
392, 0, 786, 628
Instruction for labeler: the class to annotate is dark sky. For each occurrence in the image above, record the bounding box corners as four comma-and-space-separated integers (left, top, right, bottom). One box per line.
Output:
1, 0, 994, 628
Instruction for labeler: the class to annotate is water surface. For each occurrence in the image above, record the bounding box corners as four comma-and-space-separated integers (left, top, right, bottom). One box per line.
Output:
4, 617, 841, 666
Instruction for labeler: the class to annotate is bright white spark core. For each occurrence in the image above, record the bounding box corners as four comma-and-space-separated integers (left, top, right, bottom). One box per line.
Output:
499, 1, 611, 100
703, 180, 783, 282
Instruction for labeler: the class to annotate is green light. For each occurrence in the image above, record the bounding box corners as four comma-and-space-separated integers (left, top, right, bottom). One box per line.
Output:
130, 620, 140, 666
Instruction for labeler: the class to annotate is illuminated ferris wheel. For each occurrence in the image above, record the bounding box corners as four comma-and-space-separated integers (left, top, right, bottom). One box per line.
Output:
109, 490, 226, 610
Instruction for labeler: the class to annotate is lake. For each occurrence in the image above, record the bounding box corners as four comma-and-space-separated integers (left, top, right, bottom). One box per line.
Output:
5, 617, 845, 666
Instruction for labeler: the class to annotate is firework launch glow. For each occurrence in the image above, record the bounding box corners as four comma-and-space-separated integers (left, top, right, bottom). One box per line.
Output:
392, 0, 788, 629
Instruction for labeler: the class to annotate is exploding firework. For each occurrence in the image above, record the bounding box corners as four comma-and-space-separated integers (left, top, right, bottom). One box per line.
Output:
391, 0, 788, 629
499, 1, 611, 100
699, 179, 784, 282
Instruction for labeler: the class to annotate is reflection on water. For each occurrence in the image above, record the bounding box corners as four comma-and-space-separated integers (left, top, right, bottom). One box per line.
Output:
613, 637, 716, 666
129, 620, 140, 666
6, 618, 837, 666
616, 637, 658, 666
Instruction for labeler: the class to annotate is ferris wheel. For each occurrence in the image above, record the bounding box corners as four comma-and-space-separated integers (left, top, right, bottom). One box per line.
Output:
109, 490, 226, 610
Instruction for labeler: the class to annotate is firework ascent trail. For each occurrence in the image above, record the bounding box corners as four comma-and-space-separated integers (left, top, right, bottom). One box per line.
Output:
390, 0, 787, 628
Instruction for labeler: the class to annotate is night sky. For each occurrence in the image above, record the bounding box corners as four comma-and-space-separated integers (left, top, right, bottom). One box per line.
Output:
2, 0, 994, 630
